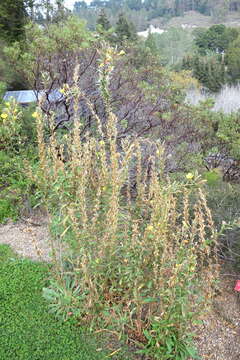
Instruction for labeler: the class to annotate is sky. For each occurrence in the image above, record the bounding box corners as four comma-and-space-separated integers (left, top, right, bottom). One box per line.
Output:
64, 0, 92, 10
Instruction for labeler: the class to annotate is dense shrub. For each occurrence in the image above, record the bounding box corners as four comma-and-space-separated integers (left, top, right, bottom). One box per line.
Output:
5, 19, 218, 173
33, 48, 219, 360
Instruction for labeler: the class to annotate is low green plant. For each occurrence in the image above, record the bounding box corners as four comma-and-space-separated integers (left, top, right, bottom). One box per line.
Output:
42, 276, 85, 321
141, 322, 199, 360
0, 244, 104, 360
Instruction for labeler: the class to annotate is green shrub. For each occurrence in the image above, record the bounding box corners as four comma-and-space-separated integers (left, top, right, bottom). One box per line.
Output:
0, 150, 38, 222
0, 198, 18, 223
204, 177, 240, 269
0, 99, 39, 223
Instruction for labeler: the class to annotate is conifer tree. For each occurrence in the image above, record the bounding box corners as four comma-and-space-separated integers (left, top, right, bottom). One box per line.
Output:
145, 33, 158, 56
115, 13, 137, 44
0, 0, 27, 42
97, 9, 111, 31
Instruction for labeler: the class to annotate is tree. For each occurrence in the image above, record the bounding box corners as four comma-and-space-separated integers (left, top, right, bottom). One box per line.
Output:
195, 25, 239, 55
0, 0, 27, 42
126, 0, 143, 11
90, 0, 107, 7
106, 0, 124, 10
73, 1, 88, 12
152, 27, 194, 67
4, 18, 203, 149
226, 36, 240, 82
115, 13, 137, 44
52, 0, 70, 23
144, 0, 158, 10
184, 54, 226, 92
5, 17, 95, 117
97, 9, 111, 31
174, 0, 185, 16
0, 38, 28, 90
145, 33, 159, 57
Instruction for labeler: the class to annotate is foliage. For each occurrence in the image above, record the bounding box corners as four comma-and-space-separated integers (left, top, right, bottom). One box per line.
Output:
42, 276, 84, 321
0, 38, 28, 90
34, 48, 219, 359
5, 19, 217, 173
96, 9, 114, 42
72, 0, 240, 30
182, 25, 240, 89
0, 100, 38, 222
182, 54, 226, 92
144, 32, 159, 57
96, 8, 111, 31
194, 24, 239, 55
0, 244, 104, 360
203, 176, 240, 269
149, 27, 195, 67
226, 35, 240, 82
0, 99, 23, 152
5, 17, 94, 88
0, 149, 38, 223
0, 0, 27, 42
114, 13, 138, 44
215, 111, 240, 159
0, 197, 19, 223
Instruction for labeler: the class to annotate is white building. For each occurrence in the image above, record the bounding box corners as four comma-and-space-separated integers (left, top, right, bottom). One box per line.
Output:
138, 25, 165, 38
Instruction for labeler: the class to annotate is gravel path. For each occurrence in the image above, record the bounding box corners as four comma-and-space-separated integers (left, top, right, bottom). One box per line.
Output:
0, 216, 51, 262
192, 275, 240, 360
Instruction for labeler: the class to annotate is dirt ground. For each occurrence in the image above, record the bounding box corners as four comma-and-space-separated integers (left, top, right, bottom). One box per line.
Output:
0, 216, 240, 360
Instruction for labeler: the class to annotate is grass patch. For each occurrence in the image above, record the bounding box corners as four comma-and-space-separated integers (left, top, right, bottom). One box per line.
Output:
0, 244, 104, 360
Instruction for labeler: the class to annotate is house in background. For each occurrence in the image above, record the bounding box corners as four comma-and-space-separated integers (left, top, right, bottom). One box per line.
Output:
3, 89, 63, 107
3, 90, 39, 107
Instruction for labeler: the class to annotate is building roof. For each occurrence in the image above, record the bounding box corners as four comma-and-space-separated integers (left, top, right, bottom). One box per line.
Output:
3, 90, 38, 104
3, 89, 63, 104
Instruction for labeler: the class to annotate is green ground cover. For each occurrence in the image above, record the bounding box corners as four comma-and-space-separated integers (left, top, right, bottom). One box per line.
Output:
0, 244, 104, 360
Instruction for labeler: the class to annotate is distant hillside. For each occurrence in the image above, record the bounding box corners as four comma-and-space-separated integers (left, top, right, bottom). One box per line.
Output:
72, 1, 240, 31
157, 10, 240, 30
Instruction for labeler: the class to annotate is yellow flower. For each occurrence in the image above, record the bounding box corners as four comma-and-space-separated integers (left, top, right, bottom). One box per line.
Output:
32, 111, 39, 118
1, 113, 8, 119
146, 225, 154, 232
186, 173, 194, 180
118, 50, 125, 56
5, 102, 10, 107
59, 88, 65, 94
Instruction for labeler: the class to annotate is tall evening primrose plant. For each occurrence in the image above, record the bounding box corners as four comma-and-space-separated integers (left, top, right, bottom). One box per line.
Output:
35, 46, 219, 360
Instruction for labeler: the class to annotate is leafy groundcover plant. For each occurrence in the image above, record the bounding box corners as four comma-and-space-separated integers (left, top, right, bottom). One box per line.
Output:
0, 244, 105, 360
33, 47, 219, 360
